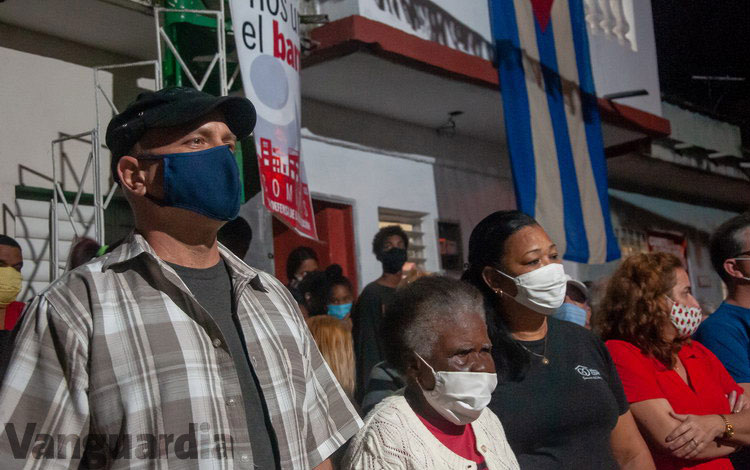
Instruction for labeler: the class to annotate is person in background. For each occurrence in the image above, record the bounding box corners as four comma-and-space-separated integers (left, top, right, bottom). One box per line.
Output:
352, 225, 409, 402
299, 265, 354, 321
0, 88, 360, 469
306, 315, 356, 401
343, 276, 519, 470
695, 213, 750, 395
360, 360, 406, 417
67, 237, 102, 270
217, 216, 253, 260
325, 264, 354, 323
286, 246, 320, 312
0, 235, 24, 379
553, 275, 592, 329
600, 252, 750, 469
462, 210, 654, 469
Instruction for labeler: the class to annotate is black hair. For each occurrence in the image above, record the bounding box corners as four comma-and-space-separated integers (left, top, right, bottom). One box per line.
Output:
710, 213, 750, 284
298, 264, 352, 316
286, 246, 319, 281
0, 235, 21, 250
566, 283, 587, 303
372, 225, 409, 258
68, 237, 101, 270
218, 217, 253, 260
380, 275, 484, 374
461, 210, 539, 382
324, 264, 353, 297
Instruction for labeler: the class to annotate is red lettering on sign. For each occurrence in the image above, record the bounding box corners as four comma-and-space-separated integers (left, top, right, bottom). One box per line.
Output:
273, 20, 300, 71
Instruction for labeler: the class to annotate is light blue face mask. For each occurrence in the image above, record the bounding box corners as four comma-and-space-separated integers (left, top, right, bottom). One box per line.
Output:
554, 302, 587, 327
327, 303, 352, 320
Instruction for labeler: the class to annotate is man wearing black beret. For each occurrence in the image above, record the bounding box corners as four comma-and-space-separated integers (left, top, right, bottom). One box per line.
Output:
0, 87, 361, 469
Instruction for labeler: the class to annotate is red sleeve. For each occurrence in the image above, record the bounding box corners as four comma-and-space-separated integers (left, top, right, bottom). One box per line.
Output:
606, 340, 666, 403
692, 340, 744, 396
4, 301, 25, 330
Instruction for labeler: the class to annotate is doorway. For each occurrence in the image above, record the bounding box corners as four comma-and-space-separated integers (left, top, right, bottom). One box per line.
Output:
273, 199, 358, 293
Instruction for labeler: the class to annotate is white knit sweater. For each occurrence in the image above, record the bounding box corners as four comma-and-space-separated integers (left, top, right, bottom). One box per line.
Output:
342, 394, 520, 470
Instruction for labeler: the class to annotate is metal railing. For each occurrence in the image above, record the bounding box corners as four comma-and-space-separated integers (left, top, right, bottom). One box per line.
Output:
153, 5, 229, 95
48, 4, 232, 279
49, 131, 102, 279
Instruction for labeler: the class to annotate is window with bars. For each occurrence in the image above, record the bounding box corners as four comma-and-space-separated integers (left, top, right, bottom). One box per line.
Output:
378, 208, 427, 271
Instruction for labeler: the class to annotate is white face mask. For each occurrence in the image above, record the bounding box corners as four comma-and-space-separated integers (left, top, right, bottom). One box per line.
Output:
416, 353, 497, 426
495, 263, 567, 315
666, 296, 702, 338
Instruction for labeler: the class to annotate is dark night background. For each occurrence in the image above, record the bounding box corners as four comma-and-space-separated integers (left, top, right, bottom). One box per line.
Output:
652, 1, 750, 144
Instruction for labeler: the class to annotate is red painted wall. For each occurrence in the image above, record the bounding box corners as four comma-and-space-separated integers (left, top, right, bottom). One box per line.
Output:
273, 199, 358, 294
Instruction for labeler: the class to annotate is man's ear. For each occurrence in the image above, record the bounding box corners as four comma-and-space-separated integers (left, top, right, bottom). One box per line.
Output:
724, 259, 746, 281
117, 156, 149, 196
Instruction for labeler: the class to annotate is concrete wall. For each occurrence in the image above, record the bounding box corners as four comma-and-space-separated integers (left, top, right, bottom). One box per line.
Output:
587, 0, 662, 115
301, 98, 514, 275
662, 102, 743, 157
0, 45, 113, 230
318, 0, 494, 59
301, 129, 441, 285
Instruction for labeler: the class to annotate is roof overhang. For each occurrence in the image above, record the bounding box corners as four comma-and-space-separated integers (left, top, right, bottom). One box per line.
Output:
305, 15, 670, 153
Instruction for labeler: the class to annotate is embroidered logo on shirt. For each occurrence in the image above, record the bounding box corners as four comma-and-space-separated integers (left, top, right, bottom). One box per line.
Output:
575, 365, 602, 380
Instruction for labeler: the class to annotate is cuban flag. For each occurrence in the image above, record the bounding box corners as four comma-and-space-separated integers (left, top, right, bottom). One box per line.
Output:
488, 0, 620, 263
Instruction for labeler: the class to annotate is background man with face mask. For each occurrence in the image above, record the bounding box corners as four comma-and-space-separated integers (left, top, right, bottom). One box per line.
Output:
553, 275, 592, 329
0, 87, 361, 470
351, 225, 409, 403
343, 276, 519, 470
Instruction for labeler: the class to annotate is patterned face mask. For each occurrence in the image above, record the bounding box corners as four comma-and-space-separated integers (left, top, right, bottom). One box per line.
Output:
666, 296, 702, 338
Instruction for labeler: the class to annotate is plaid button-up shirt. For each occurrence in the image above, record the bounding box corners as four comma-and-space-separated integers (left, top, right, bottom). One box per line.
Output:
0, 232, 362, 469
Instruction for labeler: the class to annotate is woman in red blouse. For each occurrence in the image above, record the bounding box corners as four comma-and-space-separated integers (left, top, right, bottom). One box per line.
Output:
599, 252, 749, 469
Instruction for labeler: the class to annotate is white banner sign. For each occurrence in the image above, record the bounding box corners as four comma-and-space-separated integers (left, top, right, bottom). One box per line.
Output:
230, 0, 317, 239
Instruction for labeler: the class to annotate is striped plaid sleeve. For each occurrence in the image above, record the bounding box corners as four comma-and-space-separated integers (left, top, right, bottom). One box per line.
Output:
0, 294, 90, 469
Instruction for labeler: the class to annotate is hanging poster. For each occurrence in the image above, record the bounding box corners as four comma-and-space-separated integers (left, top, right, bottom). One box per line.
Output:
229, 0, 317, 239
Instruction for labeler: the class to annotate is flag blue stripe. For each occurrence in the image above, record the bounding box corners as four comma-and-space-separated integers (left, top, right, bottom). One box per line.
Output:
568, 0, 621, 261
534, 19, 590, 263
488, 0, 536, 216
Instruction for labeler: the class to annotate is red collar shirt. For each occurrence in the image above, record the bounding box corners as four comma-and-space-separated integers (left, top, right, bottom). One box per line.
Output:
607, 339, 743, 470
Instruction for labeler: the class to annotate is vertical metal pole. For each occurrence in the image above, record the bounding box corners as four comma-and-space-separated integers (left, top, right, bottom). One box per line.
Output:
92, 129, 105, 246
50, 141, 59, 280
154, 7, 164, 87
219, 2, 228, 96
155, 57, 163, 90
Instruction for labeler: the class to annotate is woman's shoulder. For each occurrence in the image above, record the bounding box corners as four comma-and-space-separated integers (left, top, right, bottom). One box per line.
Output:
604, 339, 652, 364
684, 339, 719, 360
474, 407, 508, 436
549, 317, 607, 351
359, 394, 412, 428
549, 316, 595, 338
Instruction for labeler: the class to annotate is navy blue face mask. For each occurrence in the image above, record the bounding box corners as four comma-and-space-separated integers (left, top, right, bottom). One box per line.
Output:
141, 145, 242, 221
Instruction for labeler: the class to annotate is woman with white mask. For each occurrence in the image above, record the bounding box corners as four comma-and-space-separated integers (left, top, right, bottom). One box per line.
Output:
342, 275, 519, 470
462, 211, 654, 469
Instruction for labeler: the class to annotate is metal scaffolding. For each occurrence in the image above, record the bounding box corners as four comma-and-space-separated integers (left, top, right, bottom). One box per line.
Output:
49, 3, 230, 279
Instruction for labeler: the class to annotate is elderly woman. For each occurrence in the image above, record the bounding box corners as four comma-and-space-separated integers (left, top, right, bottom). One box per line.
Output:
462, 210, 654, 469
342, 276, 519, 470
600, 252, 750, 469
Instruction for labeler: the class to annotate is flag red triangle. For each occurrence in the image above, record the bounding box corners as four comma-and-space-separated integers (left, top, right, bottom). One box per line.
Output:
530, 0, 555, 32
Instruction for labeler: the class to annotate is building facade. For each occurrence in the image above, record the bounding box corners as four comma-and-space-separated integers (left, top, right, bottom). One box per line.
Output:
1, 0, 747, 309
